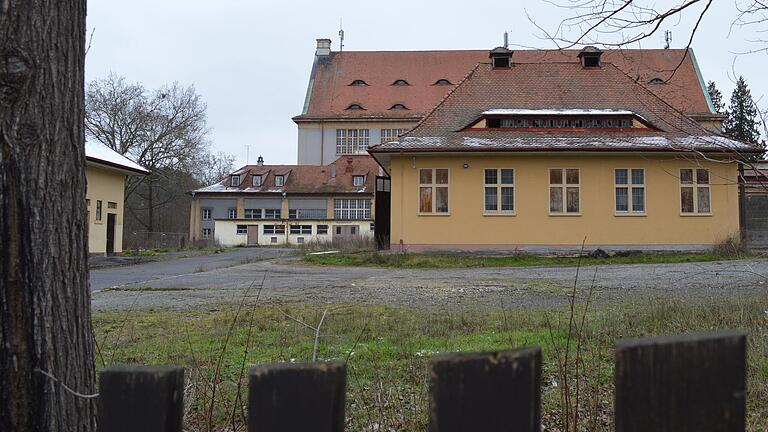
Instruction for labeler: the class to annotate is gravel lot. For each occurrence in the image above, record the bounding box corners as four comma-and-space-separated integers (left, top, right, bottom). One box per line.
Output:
91, 255, 768, 311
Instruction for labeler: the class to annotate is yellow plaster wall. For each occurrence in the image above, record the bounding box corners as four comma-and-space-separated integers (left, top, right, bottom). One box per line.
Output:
85, 165, 126, 254
389, 153, 740, 250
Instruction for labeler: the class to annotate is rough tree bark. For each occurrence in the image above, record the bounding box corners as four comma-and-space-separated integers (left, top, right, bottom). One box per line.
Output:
0, 1, 96, 431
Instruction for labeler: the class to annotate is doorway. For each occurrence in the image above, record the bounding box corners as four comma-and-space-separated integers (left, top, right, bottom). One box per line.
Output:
247, 225, 259, 246
106, 213, 116, 255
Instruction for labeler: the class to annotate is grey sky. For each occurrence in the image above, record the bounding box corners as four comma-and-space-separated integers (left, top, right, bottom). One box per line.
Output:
85, 0, 767, 167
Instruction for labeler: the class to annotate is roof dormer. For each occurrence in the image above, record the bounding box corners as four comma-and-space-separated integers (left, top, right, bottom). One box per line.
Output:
489, 47, 513, 69
578, 46, 603, 68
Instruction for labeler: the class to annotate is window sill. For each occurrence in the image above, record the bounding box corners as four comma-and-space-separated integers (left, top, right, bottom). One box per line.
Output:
548, 213, 582, 217
614, 212, 647, 217
483, 212, 516, 217
680, 213, 713, 217
418, 212, 451, 216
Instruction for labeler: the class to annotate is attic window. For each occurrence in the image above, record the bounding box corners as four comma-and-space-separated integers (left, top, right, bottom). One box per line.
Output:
231, 174, 240, 186
434, 79, 453, 86
252, 175, 262, 186
346, 103, 365, 110
492, 56, 510, 68
350, 79, 368, 86
582, 55, 600, 67
389, 103, 409, 110
392, 79, 410, 86
275, 175, 285, 187
353, 175, 365, 186
648, 77, 666, 84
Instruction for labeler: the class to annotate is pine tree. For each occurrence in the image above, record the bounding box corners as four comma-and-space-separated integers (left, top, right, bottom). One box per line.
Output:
724, 76, 761, 145
707, 81, 724, 114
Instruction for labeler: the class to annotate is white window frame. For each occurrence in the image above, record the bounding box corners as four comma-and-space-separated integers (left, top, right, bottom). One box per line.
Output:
236, 225, 248, 235
680, 168, 712, 215
275, 175, 285, 187
334, 199, 371, 220
418, 168, 450, 215
483, 168, 516, 215
336, 129, 370, 155
290, 224, 312, 235
253, 175, 262, 186
614, 168, 646, 215
201, 228, 212, 239
228, 208, 237, 219
353, 175, 365, 186
231, 175, 240, 186
317, 224, 329, 235
380, 128, 407, 144
244, 208, 262, 219
264, 208, 281, 219
548, 168, 581, 215
201, 208, 212, 220
264, 224, 286, 234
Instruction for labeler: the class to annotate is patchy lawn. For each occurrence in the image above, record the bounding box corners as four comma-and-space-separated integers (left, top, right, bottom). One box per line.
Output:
93, 297, 768, 431
299, 251, 750, 269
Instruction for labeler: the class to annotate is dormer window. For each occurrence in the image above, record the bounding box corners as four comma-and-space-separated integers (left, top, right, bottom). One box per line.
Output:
434, 79, 453, 86
252, 175, 262, 186
648, 77, 666, 84
350, 79, 368, 86
353, 175, 365, 186
275, 175, 285, 187
346, 103, 365, 110
578, 46, 603, 68
231, 174, 240, 186
392, 79, 410, 86
389, 103, 408, 110
489, 47, 513, 69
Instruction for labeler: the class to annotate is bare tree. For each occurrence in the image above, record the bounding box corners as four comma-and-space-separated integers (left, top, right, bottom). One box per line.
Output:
1, 1, 96, 431
195, 151, 236, 186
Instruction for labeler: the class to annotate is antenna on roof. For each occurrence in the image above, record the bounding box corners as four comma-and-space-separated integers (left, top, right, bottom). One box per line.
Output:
664, 30, 672, 49
245, 144, 250, 165
339, 18, 345, 52
503, 31, 509, 49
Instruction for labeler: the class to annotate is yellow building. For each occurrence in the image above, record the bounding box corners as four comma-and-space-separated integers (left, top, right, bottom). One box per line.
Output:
85, 142, 149, 255
369, 47, 761, 252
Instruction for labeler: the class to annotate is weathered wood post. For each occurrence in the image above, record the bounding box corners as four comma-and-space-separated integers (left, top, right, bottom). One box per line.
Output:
248, 362, 346, 432
615, 330, 746, 432
98, 365, 185, 432
428, 347, 541, 432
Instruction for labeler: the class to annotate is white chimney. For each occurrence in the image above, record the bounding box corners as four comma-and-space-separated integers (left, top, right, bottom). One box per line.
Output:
316, 38, 331, 56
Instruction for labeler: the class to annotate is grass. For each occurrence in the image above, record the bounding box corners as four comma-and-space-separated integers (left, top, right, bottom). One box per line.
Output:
93, 297, 768, 431
300, 250, 753, 269
123, 248, 171, 257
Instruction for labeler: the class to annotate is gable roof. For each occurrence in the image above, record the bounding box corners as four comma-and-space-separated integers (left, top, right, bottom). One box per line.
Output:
192, 155, 380, 195
368, 61, 758, 157
293, 48, 713, 122
85, 141, 149, 175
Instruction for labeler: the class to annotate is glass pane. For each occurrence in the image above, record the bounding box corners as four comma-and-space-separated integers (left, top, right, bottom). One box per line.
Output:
615, 187, 628, 211
419, 187, 432, 212
484, 187, 498, 211
680, 169, 693, 184
632, 188, 645, 212
435, 187, 449, 213
501, 169, 514, 184
435, 169, 449, 185
566, 187, 580, 213
484, 169, 497, 185
501, 187, 514, 211
681, 187, 694, 213
615, 169, 628, 185
419, 169, 432, 185
631, 169, 644, 185
549, 169, 563, 185
549, 187, 563, 212
566, 169, 580, 185
697, 187, 711, 213
696, 169, 709, 184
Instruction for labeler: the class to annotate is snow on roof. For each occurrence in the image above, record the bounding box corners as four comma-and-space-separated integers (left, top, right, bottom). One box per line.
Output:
85, 141, 149, 175
481, 109, 636, 116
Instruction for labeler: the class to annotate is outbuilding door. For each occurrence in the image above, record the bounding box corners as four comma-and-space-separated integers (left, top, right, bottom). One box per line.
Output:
247, 225, 259, 246
106, 213, 116, 255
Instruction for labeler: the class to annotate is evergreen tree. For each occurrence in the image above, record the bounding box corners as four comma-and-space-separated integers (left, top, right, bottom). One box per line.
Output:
707, 81, 724, 114
724, 76, 761, 145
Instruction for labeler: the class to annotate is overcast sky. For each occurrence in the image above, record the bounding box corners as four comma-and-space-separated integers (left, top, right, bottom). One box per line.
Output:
85, 0, 767, 167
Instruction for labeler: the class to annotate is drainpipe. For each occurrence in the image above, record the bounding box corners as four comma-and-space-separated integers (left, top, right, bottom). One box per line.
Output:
320, 121, 325, 165
738, 162, 747, 245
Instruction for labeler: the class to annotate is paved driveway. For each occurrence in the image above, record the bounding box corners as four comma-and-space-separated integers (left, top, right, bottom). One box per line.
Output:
91, 256, 768, 311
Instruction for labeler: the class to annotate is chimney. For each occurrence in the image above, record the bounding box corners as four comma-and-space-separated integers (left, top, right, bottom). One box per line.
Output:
489, 46, 513, 68
257, 155, 264, 166
316, 38, 331, 56
577, 46, 603, 68
345, 157, 354, 173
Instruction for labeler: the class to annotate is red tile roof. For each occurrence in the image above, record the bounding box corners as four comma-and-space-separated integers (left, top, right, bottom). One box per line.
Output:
294, 49, 712, 122
193, 155, 380, 195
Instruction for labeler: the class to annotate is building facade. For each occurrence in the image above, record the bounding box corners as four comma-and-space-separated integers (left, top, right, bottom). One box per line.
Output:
189, 156, 380, 246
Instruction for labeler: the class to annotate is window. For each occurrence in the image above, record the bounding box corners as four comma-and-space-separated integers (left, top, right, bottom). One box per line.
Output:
492, 117, 633, 129
270, 237, 278, 244
351, 226, 357, 235
264, 209, 281, 219
336, 129, 370, 154
253, 175, 262, 186
346, 103, 365, 110
201, 207, 211, 220
392, 79, 409, 86
370, 222, 375, 231
484, 169, 515, 213
228, 208, 237, 219
582, 55, 600, 67
615, 169, 645, 214
434, 79, 453, 86
202, 228, 211, 239
275, 175, 285, 187
231, 175, 240, 186
492, 56, 510, 68
107, 201, 117, 209
86, 198, 91, 207
290, 225, 312, 234
317, 224, 329, 235
244, 209, 261, 219
419, 168, 449, 214
297, 237, 305, 244
648, 77, 665, 84
336, 226, 342, 235
389, 103, 408, 110
350, 79, 368, 86
680, 168, 711, 214
96, 200, 102, 221
353, 175, 364, 186
549, 169, 580, 214
380, 128, 407, 144
334, 199, 371, 219
236, 225, 248, 235
264, 224, 286, 234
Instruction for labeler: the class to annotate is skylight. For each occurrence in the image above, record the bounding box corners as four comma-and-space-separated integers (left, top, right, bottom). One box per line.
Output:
434, 79, 453, 86
350, 79, 368, 86
648, 78, 666, 84
392, 79, 410, 86
346, 103, 365, 110
389, 103, 409, 110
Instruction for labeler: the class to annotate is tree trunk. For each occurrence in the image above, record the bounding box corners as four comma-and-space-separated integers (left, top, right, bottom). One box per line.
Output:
0, 1, 96, 431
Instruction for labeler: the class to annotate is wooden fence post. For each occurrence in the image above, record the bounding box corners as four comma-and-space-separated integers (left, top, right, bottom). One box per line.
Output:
615, 330, 746, 432
98, 365, 184, 432
428, 347, 541, 432
248, 362, 346, 432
